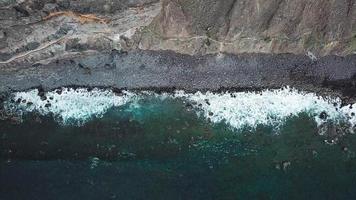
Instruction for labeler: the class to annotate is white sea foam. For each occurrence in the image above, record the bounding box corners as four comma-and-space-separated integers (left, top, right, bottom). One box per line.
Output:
173, 87, 354, 130
4, 87, 356, 130
6, 88, 138, 125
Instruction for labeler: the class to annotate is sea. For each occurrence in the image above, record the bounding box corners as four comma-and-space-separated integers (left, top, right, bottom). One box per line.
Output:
1, 87, 356, 199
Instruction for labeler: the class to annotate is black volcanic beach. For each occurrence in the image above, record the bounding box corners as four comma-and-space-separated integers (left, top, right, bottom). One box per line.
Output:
1, 50, 355, 104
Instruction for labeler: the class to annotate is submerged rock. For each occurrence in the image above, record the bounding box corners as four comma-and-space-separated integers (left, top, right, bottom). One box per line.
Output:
319, 111, 328, 120
55, 89, 62, 95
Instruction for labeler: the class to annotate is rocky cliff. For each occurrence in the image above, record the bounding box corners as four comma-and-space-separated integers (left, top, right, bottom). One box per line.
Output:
0, 0, 161, 65
140, 0, 356, 56
0, 0, 355, 65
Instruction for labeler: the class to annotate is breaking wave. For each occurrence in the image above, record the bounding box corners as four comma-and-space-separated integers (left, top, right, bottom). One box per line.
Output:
4, 88, 139, 125
4, 87, 356, 130
173, 88, 355, 130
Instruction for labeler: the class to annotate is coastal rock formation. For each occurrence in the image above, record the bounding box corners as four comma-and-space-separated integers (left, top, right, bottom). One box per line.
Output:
0, 0, 355, 65
0, 0, 160, 65
139, 0, 356, 56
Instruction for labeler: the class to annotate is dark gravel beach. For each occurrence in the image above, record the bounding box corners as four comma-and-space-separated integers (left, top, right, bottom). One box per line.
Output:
1, 50, 356, 104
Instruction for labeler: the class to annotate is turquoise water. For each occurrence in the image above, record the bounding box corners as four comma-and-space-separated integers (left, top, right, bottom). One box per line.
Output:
1, 90, 356, 199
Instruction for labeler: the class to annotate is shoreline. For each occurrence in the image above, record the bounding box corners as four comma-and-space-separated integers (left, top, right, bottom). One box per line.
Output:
0, 50, 355, 104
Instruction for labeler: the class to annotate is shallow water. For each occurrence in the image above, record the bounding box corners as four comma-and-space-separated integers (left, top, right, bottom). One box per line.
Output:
1, 88, 356, 199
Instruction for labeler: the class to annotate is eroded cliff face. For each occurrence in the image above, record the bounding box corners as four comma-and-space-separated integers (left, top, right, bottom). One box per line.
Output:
0, 0, 355, 65
139, 0, 356, 56
0, 0, 160, 65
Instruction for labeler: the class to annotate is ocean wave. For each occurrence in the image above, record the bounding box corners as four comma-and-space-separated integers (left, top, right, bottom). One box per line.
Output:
4, 87, 356, 130
172, 87, 355, 131
4, 88, 139, 125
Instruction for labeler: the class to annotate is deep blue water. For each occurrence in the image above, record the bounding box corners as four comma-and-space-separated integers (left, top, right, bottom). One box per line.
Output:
1, 95, 356, 199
